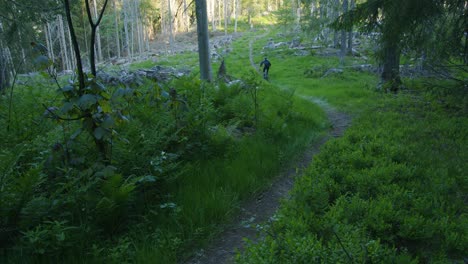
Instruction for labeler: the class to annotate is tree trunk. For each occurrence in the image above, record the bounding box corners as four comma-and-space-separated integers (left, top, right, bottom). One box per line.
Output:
123, 0, 131, 58
210, 0, 216, 31
45, 23, 56, 73
234, 0, 239, 32
168, 0, 174, 49
195, 0, 212, 81
224, 0, 228, 35
332, 0, 339, 48
296, 0, 301, 25
130, 0, 135, 58
340, 0, 348, 65
82, 7, 90, 60
135, 0, 143, 55
381, 42, 401, 92
63, 0, 85, 92
85, 0, 109, 76
218, 0, 222, 28
0, 48, 11, 93
113, 0, 121, 58
58, 15, 71, 71
183, 0, 190, 32
0, 23, 8, 93
347, 0, 355, 55
93, 0, 103, 62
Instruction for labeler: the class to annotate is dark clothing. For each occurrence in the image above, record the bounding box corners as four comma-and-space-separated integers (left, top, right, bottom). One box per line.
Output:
260, 59, 271, 74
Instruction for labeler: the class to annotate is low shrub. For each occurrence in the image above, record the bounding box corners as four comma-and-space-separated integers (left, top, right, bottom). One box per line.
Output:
237, 88, 468, 263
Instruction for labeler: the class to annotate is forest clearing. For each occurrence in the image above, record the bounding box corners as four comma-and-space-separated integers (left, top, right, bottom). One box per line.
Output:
0, 0, 467, 263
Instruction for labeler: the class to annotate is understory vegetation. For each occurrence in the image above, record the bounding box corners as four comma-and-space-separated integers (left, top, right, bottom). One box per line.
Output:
237, 79, 468, 263
0, 26, 328, 262
1, 7, 467, 263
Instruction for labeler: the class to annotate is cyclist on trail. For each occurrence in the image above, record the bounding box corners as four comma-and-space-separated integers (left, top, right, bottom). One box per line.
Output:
260, 57, 271, 79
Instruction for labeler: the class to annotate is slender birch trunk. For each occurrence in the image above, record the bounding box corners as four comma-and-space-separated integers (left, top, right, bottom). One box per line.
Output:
183, 0, 189, 32
67, 23, 76, 70
234, 0, 239, 32
347, 0, 355, 55
168, 0, 174, 49
218, 0, 222, 28
211, 0, 216, 31
93, 0, 103, 62
113, 0, 121, 58
340, 0, 348, 64
195, 0, 212, 81
123, 0, 131, 58
58, 15, 70, 70
224, 0, 228, 35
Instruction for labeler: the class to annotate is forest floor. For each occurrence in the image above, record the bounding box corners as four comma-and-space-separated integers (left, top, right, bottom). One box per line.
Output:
182, 31, 352, 264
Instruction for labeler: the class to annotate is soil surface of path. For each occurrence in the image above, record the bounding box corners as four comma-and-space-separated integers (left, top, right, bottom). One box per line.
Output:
183, 31, 352, 264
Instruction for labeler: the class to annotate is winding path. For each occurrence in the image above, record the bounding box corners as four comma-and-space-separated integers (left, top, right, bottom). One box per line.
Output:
183, 31, 352, 264
249, 30, 270, 74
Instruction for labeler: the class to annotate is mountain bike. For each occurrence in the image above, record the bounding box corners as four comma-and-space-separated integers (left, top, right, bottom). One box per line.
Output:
263, 71, 269, 81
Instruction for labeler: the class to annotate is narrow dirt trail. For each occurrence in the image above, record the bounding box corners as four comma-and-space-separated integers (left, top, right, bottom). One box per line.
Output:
249, 30, 270, 74
183, 32, 352, 264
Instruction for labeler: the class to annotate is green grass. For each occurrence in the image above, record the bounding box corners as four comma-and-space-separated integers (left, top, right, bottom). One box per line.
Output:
236, 78, 468, 263
225, 25, 379, 112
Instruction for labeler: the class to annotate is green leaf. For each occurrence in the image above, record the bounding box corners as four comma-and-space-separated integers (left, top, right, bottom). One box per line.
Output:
137, 175, 158, 184
100, 100, 112, 113
101, 115, 114, 129
70, 128, 82, 140
62, 85, 74, 93
82, 118, 94, 132
78, 94, 97, 110
56, 232, 65, 242
60, 102, 74, 114
93, 127, 107, 140
91, 81, 106, 92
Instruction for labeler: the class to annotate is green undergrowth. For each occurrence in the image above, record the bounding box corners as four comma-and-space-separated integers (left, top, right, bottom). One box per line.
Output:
237, 81, 468, 263
0, 34, 327, 262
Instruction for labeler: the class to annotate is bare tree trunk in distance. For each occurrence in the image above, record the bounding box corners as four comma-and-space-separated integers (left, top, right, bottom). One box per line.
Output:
224, 0, 228, 35
234, 0, 239, 32
58, 15, 71, 70
195, 0, 212, 81
347, 0, 355, 55
183, 0, 190, 32
81, 8, 90, 59
113, 0, 121, 58
218, 0, 222, 28
93, 0, 103, 62
67, 29, 75, 70
340, 0, 348, 65
211, 0, 217, 31
135, 0, 143, 54
123, 0, 131, 58
168, 0, 174, 49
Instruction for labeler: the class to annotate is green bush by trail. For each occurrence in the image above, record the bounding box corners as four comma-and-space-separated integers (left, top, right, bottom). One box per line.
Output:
237, 85, 468, 263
